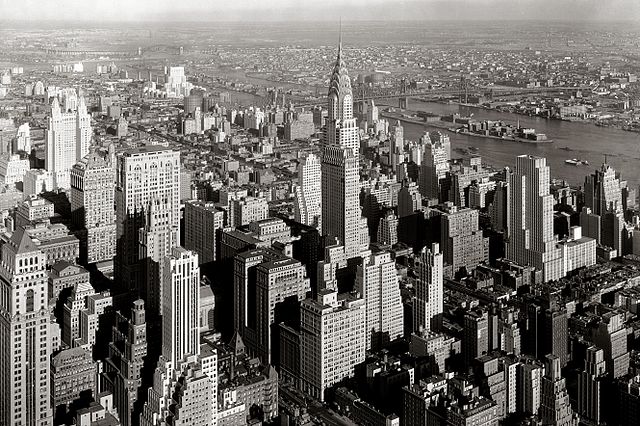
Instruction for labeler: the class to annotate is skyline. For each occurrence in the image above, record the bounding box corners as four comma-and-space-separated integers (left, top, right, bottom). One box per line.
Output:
3, 0, 640, 22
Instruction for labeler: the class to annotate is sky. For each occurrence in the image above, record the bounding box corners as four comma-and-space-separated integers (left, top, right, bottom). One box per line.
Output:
2, 0, 640, 22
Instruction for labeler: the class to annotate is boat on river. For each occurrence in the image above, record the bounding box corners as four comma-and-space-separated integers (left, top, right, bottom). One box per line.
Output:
565, 159, 589, 166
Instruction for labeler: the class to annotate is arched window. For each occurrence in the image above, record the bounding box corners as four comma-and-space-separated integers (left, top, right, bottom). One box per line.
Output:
26, 289, 34, 313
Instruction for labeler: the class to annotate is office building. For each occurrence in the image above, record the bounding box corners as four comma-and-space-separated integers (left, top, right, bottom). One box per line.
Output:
51, 347, 97, 417
300, 290, 366, 401
448, 157, 492, 207
16, 195, 55, 227
23, 168, 54, 197
0, 227, 53, 425
162, 247, 200, 366
463, 308, 490, 365
16, 122, 31, 152
584, 162, 624, 215
506, 156, 563, 282
413, 243, 443, 333
446, 397, 499, 426
184, 200, 225, 265
592, 310, 629, 378
70, 150, 116, 264
232, 196, 268, 227
439, 203, 489, 277
48, 260, 90, 301
377, 212, 398, 246
539, 355, 578, 426
397, 181, 421, 218
294, 153, 322, 230
321, 38, 364, 260
389, 120, 403, 171
0, 153, 30, 187
114, 146, 180, 299
517, 358, 543, 415
139, 199, 179, 316
249, 256, 310, 364
45, 96, 91, 189
165, 66, 191, 97
140, 248, 218, 426
356, 251, 404, 350
577, 346, 607, 424
322, 145, 362, 259
103, 300, 147, 426
418, 132, 449, 202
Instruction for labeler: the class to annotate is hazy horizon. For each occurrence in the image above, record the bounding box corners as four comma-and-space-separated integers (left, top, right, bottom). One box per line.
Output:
2, 0, 639, 23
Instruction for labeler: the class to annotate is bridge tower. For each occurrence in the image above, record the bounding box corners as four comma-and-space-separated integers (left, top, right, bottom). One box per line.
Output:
459, 76, 469, 104
399, 78, 409, 109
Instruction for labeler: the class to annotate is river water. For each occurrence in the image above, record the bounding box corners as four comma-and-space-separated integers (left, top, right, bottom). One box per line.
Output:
387, 100, 640, 188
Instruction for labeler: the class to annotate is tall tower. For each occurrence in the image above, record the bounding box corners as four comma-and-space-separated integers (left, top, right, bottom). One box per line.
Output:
584, 163, 624, 215
356, 250, 404, 350
294, 153, 322, 230
0, 227, 53, 426
45, 95, 91, 189
540, 354, 578, 426
300, 290, 366, 402
324, 35, 358, 151
114, 146, 180, 302
413, 243, 443, 333
584, 163, 626, 255
389, 120, 403, 171
321, 35, 364, 260
162, 247, 200, 367
140, 248, 216, 426
506, 155, 563, 282
139, 198, 179, 317
419, 132, 449, 201
70, 149, 116, 264
322, 146, 361, 259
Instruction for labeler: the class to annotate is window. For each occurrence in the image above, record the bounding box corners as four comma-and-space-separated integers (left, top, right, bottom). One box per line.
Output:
25, 290, 34, 313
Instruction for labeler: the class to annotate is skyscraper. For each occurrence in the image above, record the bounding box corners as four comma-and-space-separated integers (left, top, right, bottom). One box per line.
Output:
45, 95, 91, 189
439, 204, 489, 277
577, 346, 607, 424
251, 256, 311, 365
294, 153, 322, 230
70, 150, 116, 264
300, 289, 366, 402
413, 243, 444, 333
114, 146, 180, 301
418, 132, 449, 202
584, 162, 624, 215
324, 37, 358, 152
103, 299, 147, 426
540, 355, 578, 426
356, 250, 404, 350
321, 36, 363, 260
184, 200, 225, 265
506, 155, 563, 282
322, 146, 361, 258
162, 247, 200, 367
584, 163, 627, 255
463, 308, 489, 365
389, 120, 403, 171
139, 199, 179, 316
0, 227, 53, 426
140, 248, 217, 426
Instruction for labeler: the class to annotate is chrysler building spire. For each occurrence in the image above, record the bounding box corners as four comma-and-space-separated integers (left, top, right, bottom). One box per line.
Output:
328, 26, 353, 123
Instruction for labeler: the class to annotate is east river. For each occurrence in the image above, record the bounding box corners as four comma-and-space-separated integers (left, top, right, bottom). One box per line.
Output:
387, 100, 640, 187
